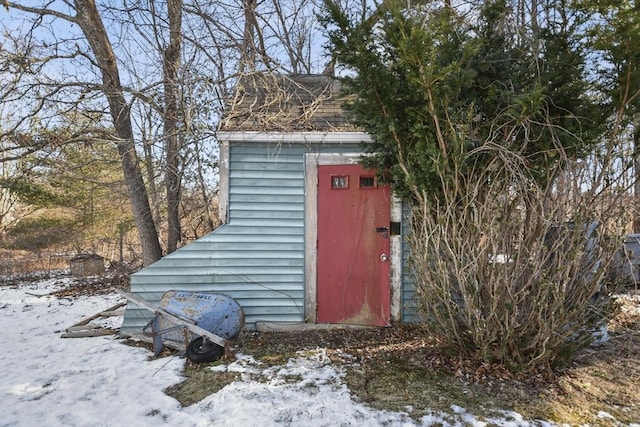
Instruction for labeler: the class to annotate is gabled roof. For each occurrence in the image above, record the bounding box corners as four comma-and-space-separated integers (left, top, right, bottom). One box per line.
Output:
218, 73, 358, 132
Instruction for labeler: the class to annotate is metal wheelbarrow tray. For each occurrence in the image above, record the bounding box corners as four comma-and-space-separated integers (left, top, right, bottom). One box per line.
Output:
118, 289, 245, 363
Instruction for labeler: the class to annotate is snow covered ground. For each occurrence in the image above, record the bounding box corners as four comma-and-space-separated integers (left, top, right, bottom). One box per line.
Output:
0, 275, 613, 427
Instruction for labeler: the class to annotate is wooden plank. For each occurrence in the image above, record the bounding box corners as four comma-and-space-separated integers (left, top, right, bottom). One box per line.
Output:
61, 329, 116, 338
69, 301, 126, 328
66, 324, 102, 332
100, 309, 125, 317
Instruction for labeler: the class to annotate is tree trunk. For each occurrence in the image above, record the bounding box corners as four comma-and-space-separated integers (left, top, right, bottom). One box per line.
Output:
164, 0, 183, 253
75, 0, 163, 266
634, 122, 640, 233
240, 0, 260, 72
141, 121, 162, 227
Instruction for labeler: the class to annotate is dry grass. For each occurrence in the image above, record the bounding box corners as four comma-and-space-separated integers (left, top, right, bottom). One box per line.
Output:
165, 293, 640, 425
0, 250, 75, 276
164, 364, 240, 407
20, 271, 637, 424
542, 295, 640, 425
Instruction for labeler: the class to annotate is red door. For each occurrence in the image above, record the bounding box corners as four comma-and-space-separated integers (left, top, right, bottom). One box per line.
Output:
316, 164, 391, 326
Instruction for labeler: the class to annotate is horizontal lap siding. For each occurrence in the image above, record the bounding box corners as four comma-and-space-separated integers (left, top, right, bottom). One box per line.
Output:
401, 204, 420, 323
121, 143, 307, 335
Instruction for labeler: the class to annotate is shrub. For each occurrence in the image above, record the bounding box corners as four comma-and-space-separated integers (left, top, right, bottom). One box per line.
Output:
408, 144, 624, 372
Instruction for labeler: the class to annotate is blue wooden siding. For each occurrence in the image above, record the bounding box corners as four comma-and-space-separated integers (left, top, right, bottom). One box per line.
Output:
121, 143, 308, 334
401, 204, 420, 322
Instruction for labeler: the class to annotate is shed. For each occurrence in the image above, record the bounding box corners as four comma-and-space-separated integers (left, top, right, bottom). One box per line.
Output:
120, 73, 418, 335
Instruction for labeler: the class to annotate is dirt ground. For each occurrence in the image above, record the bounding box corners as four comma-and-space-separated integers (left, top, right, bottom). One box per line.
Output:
161, 291, 640, 426
8, 272, 638, 425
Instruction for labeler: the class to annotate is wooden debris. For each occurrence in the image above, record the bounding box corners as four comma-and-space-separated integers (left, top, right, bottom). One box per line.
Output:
61, 328, 116, 338
100, 308, 125, 317
66, 324, 102, 332
61, 301, 125, 338
24, 291, 52, 297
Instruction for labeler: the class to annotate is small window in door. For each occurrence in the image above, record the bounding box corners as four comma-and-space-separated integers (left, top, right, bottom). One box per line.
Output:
359, 176, 376, 188
331, 175, 349, 189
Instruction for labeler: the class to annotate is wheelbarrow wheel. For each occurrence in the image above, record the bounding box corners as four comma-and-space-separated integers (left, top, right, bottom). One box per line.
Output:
186, 337, 224, 363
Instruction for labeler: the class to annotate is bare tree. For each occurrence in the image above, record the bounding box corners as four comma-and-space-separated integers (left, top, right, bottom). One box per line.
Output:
184, 0, 324, 74
4, 0, 163, 265
1, 0, 330, 262
164, 0, 183, 253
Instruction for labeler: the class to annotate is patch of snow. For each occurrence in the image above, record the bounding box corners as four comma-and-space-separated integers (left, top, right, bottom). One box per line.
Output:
590, 323, 610, 346
209, 354, 262, 374
0, 277, 609, 426
486, 411, 556, 427
597, 411, 616, 420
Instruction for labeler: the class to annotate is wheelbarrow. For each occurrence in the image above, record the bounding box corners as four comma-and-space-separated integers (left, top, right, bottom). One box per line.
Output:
118, 289, 245, 363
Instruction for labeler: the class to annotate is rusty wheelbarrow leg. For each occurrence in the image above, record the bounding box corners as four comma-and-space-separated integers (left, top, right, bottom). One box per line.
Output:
118, 289, 245, 363
142, 314, 193, 356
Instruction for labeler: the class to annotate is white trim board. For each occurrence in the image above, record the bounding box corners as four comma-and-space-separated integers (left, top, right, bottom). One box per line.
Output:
217, 131, 372, 144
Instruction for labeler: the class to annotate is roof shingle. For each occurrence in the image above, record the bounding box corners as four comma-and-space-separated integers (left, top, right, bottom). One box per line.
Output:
219, 73, 358, 132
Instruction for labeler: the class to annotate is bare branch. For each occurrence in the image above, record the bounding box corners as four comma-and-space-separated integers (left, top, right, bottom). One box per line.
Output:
5, 1, 77, 22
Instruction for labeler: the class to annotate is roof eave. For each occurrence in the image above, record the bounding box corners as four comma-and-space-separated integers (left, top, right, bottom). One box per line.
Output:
216, 131, 372, 144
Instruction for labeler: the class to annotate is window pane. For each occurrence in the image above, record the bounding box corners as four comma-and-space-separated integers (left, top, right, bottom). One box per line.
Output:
331, 175, 348, 189
359, 176, 375, 188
